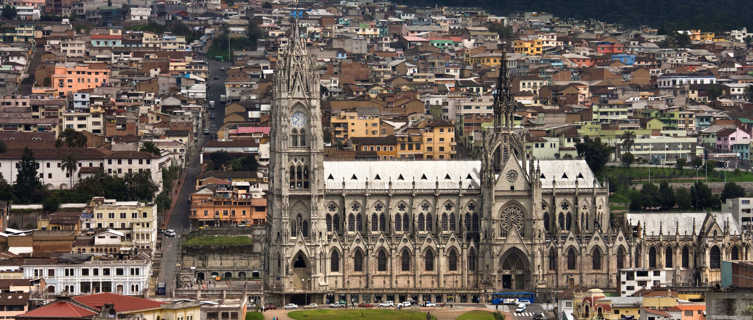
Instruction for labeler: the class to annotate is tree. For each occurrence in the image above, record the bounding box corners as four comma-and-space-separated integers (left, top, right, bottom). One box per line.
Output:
658, 182, 676, 210
690, 181, 716, 210
576, 137, 614, 175
675, 158, 686, 171
629, 191, 643, 211
691, 157, 703, 169
140, 142, 161, 156
61, 154, 77, 189
620, 131, 635, 154
721, 182, 746, 202
488, 23, 513, 41
207, 151, 232, 170
57, 128, 87, 148
621, 152, 635, 168
14, 148, 43, 203
675, 187, 692, 210
231, 156, 259, 172
2, 5, 16, 20
640, 183, 660, 210
663, 31, 690, 48
43, 195, 60, 213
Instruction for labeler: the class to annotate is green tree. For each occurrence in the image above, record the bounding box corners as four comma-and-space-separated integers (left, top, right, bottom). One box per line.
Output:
629, 191, 643, 211
690, 181, 716, 209
488, 23, 513, 41
42, 195, 60, 213
658, 182, 676, 210
576, 137, 614, 175
691, 157, 703, 168
721, 182, 746, 202
208, 151, 232, 170
140, 142, 161, 156
2, 5, 16, 20
620, 131, 635, 154
621, 152, 635, 168
14, 148, 43, 203
57, 128, 87, 148
675, 187, 692, 210
0, 177, 15, 202
675, 158, 686, 171
61, 154, 77, 188
231, 156, 259, 172
123, 171, 158, 202
640, 183, 660, 210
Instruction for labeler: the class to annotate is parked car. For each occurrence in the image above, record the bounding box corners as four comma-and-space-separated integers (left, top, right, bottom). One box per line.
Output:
377, 301, 394, 307
263, 304, 277, 310
284, 303, 298, 310
164, 229, 176, 237
515, 303, 527, 313
304, 303, 318, 309
423, 302, 436, 307
329, 302, 346, 308
398, 301, 412, 308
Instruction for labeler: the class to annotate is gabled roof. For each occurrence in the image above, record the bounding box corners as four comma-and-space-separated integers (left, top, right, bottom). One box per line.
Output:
72, 293, 164, 313
18, 300, 96, 319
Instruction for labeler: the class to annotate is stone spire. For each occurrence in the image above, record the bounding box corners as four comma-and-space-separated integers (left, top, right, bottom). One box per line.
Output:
492, 50, 514, 131
274, 21, 319, 99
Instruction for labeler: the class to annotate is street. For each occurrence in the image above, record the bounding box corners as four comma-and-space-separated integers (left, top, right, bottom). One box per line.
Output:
156, 57, 229, 297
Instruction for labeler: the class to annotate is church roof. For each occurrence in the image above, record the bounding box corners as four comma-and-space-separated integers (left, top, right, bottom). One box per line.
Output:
625, 212, 741, 236
530, 160, 600, 189
323, 160, 481, 190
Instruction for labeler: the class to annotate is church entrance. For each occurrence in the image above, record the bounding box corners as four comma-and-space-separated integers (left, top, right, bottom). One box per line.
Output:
499, 247, 530, 290
291, 251, 312, 291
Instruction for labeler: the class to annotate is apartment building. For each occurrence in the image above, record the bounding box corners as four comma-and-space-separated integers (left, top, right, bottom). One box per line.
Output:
61, 111, 104, 134
618, 269, 669, 296
50, 63, 110, 96
23, 257, 151, 296
81, 197, 158, 250
723, 197, 753, 232
190, 184, 267, 227
330, 111, 381, 144
421, 120, 456, 160
513, 38, 543, 55
60, 39, 86, 57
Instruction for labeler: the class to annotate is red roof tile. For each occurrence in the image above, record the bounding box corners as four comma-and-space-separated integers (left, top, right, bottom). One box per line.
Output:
18, 300, 95, 319
72, 293, 164, 313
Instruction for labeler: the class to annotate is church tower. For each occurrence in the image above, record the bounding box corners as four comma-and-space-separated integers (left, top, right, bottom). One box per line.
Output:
265, 21, 326, 304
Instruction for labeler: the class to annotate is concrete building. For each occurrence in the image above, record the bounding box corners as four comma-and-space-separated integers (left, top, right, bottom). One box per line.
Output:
81, 197, 158, 251
23, 256, 151, 296
722, 197, 753, 232
618, 269, 669, 296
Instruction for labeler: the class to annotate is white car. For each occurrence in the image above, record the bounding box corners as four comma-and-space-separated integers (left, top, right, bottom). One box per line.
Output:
378, 301, 394, 307
304, 303, 318, 309
424, 302, 437, 307
284, 303, 298, 310
515, 304, 527, 313
398, 301, 412, 307
164, 229, 176, 237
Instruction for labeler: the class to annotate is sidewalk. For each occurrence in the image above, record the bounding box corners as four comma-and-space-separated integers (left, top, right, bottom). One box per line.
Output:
162, 169, 188, 229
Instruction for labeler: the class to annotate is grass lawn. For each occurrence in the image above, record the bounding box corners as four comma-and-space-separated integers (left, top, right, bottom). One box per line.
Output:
245, 312, 264, 320
603, 166, 753, 183
288, 309, 437, 320
457, 310, 502, 320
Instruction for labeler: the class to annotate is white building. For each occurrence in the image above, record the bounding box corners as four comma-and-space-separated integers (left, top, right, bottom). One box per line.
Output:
81, 197, 158, 250
16, 6, 40, 21
618, 268, 669, 296
23, 257, 151, 296
60, 40, 87, 58
723, 197, 753, 232
657, 74, 717, 88
62, 111, 104, 134
73, 93, 91, 110
129, 7, 150, 21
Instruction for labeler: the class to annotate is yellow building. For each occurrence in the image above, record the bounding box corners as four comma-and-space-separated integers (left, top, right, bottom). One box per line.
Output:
514, 39, 544, 55
81, 197, 158, 251
421, 120, 456, 160
330, 111, 381, 144
469, 53, 503, 67
686, 30, 715, 42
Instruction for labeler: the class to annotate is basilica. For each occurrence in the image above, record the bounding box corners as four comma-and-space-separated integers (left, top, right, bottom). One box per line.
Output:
263, 24, 752, 305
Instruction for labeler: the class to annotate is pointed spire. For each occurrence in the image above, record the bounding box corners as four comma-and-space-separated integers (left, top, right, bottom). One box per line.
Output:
275, 18, 318, 99
492, 48, 515, 132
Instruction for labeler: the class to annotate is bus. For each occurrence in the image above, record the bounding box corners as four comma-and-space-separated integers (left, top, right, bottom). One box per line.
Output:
491, 291, 536, 305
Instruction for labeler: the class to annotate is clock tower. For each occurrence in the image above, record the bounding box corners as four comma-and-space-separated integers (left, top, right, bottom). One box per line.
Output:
265, 22, 326, 304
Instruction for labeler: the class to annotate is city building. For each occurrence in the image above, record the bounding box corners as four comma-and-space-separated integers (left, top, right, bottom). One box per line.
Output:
22, 256, 151, 296
80, 197, 158, 251
618, 269, 669, 296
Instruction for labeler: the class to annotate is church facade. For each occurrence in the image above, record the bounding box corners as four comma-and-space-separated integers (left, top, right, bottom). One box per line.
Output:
264, 25, 752, 305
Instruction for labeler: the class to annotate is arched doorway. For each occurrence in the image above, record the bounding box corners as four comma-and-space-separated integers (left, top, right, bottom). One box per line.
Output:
498, 247, 530, 290
291, 250, 312, 305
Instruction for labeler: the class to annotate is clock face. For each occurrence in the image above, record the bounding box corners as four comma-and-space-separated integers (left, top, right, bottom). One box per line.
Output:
291, 112, 305, 128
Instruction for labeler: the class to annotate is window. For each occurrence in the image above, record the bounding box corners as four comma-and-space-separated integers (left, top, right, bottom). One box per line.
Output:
331, 250, 340, 272
401, 249, 411, 271
353, 249, 363, 272
567, 247, 577, 270
592, 247, 602, 270
377, 250, 387, 271
649, 247, 657, 268
710, 246, 721, 269
448, 249, 458, 271
665, 247, 673, 268
395, 214, 402, 231
617, 246, 625, 269
48, 269, 55, 277
549, 248, 557, 271
468, 248, 476, 271
424, 250, 434, 271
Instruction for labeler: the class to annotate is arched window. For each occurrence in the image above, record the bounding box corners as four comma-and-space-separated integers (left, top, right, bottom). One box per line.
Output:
426, 213, 433, 231
377, 250, 387, 271
682, 246, 690, 268
289, 165, 296, 188
448, 249, 458, 271
326, 214, 332, 232
331, 250, 340, 272
354, 249, 364, 272
401, 249, 411, 271
567, 247, 577, 270
371, 214, 378, 231
348, 214, 355, 232
665, 246, 673, 268
302, 219, 309, 237
617, 246, 625, 269
441, 213, 448, 231
291, 129, 299, 147
395, 214, 402, 231
449, 213, 456, 231
558, 213, 565, 230
300, 129, 306, 146
276, 253, 281, 271
635, 245, 642, 268
544, 212, 550, 232
333, 214, 340, 232
649, 247, 657, 268
425, 250, 435, 271
403, 213, 409, 231
710, 246, 721, 269
465, 213, 471, 231
472, 213, 479, 232
468, 248, 477, 271
356, 213, 363, 232
302, 166, 309, 188
418, 213, 425, 231
379, 213, 386, 232
592, 247, 602, 270
732, 246, 740, 260
566, 213, 572, 231
549, 248, 557, 271
296, 165, 303, 188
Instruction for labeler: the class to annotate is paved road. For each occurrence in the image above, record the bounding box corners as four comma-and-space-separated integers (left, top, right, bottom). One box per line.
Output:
156, 57, 229, 297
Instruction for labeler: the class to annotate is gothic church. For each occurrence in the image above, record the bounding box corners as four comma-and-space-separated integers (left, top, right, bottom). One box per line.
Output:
264, 24, 751, 305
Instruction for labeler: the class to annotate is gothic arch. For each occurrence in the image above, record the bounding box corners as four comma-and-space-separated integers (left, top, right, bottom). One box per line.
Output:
635, 245, 642, 268
424, 248, 436, 271
290, 250, 311, 290
353, 248, 365, 272
499, 201, 525, 237
401, 248, 412, 272
548, 247, 557, 271
567, 247, 577, 270
468, 247, 477, 271
710, 246, 721, 269
330, 248, 341, 272
591, 246, 602, 270
377, 248, 388, 272
649, 246, 657, 268
499, 247, 530, 289
447, 247, 459, 271
732, 245, 740, 260
617, 246, 626, 270
682, 246, 690, 268
665, 246, 673, 268
395, 213, 402, 231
